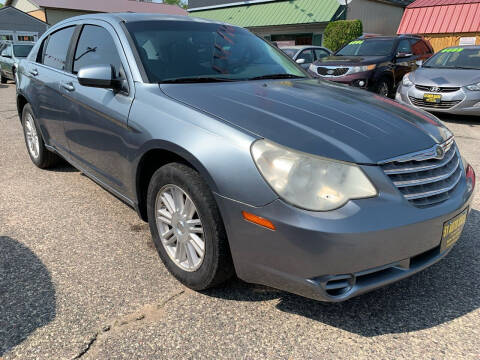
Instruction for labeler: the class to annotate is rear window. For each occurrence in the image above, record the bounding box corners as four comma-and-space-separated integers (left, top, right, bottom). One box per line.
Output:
336, 39, 395, 56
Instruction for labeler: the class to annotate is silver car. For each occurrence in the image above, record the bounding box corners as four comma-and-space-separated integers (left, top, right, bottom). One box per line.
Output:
0, 41, 34, 83
396, 46, 480, 115
16, 14, 475, 302
280, 45, 332, 69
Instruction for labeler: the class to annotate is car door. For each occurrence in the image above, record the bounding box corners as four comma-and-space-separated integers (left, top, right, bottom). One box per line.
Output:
296, 49, 315, 69
23, 26, 76, 152
394, 39, 416, 85
0, 44, 14, 79
63, 22, 134, 197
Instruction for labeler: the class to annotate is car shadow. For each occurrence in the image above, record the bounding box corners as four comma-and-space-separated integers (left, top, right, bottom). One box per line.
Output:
205, 209, 480, 337
0, 236, 56, 355
0, 84, 9, 89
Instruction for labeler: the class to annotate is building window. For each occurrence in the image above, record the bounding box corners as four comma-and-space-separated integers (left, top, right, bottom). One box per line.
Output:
18, 35, 35, 42
0, 35, 13, 41
271, 33, 313, 46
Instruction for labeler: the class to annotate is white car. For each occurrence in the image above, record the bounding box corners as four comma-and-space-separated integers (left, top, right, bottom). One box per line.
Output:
279, 45, 332, 69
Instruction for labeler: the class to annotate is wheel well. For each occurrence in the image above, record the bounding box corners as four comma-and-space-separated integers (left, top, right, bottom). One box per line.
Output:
16, 95, 28, 120
136, 149, 198, 222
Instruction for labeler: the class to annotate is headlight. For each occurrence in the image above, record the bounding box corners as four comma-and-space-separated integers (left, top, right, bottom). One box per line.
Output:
251, 139, 377, 211
466, 82, 480, 91
402, 73, 413, 87
349, 64, 376, 74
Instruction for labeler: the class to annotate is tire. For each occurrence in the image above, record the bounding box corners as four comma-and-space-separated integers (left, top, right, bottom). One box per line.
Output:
0, 74, 7, 84
374, 79, 391, 97
21, 103, 61, 169
147, 162, 234, 290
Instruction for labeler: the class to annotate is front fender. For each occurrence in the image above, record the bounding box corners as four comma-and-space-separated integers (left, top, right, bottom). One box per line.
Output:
128, 84, 278, 207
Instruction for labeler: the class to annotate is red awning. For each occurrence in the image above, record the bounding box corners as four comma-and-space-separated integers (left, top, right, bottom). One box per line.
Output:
397, 0, 480, 34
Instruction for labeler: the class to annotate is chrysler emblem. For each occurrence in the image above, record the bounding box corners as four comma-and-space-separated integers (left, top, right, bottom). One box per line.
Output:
430, 86, 441, 92
435, 145, 445, 159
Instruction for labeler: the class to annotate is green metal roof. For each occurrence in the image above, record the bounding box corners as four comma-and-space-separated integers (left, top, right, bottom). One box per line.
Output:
189, 0, 341, 28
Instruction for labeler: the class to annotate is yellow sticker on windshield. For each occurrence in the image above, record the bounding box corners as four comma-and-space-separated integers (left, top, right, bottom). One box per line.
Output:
441, 47, 464, 53
349, 40, 364, 45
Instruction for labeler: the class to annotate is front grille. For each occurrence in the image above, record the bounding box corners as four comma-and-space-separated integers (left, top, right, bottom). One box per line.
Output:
316, 67, 349, 76
415, 85, 461, 93
409, 96, 461, 109
380, 138, 462, 207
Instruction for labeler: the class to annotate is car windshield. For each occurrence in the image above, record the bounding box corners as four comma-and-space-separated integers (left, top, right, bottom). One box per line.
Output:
423, 48, 480, 69
336, 39, 395, 56
281, 48, 297, 58
125, 21, 306, 83
13, 44, 33, 57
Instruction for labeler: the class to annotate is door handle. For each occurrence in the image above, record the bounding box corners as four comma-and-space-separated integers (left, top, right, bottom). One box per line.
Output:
29, 69, 38, 76
62, 82, 75, 92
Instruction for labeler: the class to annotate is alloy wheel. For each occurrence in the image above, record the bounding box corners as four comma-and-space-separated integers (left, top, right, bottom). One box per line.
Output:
155, 184, 205, 272
25, 114, 40, 159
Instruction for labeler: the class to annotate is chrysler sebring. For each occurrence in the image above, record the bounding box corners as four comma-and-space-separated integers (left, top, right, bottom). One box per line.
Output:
16, 14, 475, 302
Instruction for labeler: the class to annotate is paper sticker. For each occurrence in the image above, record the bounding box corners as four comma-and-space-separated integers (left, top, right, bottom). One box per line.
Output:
441, 48, 464, 53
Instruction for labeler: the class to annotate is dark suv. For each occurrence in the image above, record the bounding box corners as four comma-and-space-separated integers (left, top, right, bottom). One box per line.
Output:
308, 35, 434, 97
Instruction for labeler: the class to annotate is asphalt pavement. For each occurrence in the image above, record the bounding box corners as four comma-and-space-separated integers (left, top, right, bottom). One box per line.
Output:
1, 82, 479, 359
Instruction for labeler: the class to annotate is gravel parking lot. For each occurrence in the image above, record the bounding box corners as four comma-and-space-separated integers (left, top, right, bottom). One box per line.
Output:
1, 82, 479, 360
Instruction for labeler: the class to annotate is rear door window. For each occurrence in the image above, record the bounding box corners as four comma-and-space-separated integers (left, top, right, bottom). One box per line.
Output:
410, 38, 429, 55
314, 48, 330, 60
43, 26, 75, 71
73, 25, 124, 77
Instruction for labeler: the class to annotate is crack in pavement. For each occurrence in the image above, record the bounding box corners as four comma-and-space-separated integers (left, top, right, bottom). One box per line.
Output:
71, 290, 185, 359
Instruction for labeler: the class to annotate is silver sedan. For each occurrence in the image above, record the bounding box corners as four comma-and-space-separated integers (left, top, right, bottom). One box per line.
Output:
396, 46, 480, 115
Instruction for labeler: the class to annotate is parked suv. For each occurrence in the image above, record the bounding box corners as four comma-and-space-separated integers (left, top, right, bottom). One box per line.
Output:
0, 41, 34, 83
16, 14, 475, 302
308, 35, 434, 97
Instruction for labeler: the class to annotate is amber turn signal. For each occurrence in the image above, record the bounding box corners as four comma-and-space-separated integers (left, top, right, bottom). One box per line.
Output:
242, 211, 276, 230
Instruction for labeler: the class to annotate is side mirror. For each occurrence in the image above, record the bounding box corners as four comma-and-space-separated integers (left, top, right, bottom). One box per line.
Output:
296, 58, 306, 64
396, 52, 413, 59
78, 64, 118, 89
415, 59, 423, 67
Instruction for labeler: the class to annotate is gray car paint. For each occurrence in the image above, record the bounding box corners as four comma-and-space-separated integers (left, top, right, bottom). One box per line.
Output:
16, 13, 474, 302
396, 47, 480, 115
409, 67, 480, 87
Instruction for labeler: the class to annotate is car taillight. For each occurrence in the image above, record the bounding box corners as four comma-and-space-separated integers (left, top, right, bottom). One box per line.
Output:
466, 164, 476, 192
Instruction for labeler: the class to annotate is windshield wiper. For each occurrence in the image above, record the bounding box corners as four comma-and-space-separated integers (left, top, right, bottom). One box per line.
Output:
248, 74, 306, 80
454, 66, 480, 70
159, 76, 238, 84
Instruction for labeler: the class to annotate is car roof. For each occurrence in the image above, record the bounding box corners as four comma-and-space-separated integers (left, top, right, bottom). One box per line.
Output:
279, 45, 327, 50
54, 12, 229, 27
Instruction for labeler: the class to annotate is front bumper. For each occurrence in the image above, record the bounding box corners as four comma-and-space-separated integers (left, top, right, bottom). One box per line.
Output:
308, 69, 372, 89
216, 165, 474, 302
396, 84, 480, 115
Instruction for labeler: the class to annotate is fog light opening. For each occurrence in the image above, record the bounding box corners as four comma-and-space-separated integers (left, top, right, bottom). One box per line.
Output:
324, 274, 355, 297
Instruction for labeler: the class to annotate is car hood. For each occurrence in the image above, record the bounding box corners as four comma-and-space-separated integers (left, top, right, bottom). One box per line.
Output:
314, 55, 389, 66
411, 67, 480, 87
160, 79, 451, 164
